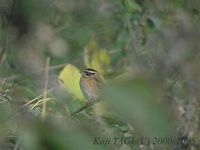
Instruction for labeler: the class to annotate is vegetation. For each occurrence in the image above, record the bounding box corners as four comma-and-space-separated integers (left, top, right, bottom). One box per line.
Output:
0, 0, 200, 149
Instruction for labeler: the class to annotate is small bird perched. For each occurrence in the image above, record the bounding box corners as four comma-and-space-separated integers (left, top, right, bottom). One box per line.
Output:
72, 68, 103, 116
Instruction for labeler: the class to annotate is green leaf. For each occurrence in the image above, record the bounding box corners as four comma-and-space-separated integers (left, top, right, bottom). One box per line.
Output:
122, 0, 142, 12
103, 77, 175, 137
58, 64, 84, 100
84, 40, 111, 75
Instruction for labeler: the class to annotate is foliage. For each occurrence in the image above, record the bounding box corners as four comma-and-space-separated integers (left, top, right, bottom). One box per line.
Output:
59, 64, 84, 100
0, 0, 200, 150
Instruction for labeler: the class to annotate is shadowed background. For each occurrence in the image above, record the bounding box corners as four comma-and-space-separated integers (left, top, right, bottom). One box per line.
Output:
0, 0, 200, 149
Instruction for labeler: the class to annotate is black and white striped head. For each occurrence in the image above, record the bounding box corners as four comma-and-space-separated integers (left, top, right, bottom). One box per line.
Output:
81, 68, 98, 77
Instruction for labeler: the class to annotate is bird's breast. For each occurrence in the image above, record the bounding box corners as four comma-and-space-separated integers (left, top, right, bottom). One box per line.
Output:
80, 77, 99, 99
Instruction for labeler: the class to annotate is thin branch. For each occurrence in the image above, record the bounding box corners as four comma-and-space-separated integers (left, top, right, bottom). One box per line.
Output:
0, 0, 18, 63
13, 136, 20, 150
41, 57, 50, 121
0, 90, 11, 102
0, 99, 7, 103
0, 27, 8, 63
30, 98, 51, 110
21, 89, 53, 109
9, 89, 53, 119
71, 98, 99, 116
3, 63, 68, 81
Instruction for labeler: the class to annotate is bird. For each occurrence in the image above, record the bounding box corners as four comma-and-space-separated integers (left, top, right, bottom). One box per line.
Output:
72, 68, 104, 116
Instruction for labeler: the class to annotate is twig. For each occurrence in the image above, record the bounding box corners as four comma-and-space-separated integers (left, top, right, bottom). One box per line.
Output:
3, 63, 68, 81
30, 98, 51, 110
0, 89, 54, 124
9, 89, 53, 119
41, 57, 50, 121
0, 27, 8, 62
13, 136, 20, 150
0, 90, 11, 102
0, 99, 7, 103
71, 99, 99, 116
20, 89, 53, 109
0, 0, 18, 63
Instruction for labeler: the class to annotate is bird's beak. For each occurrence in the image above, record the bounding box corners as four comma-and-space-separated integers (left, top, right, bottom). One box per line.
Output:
79, 70, 84, 74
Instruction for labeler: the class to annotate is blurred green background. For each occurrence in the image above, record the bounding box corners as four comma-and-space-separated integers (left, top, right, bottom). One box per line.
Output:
0, 0, 200, 149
